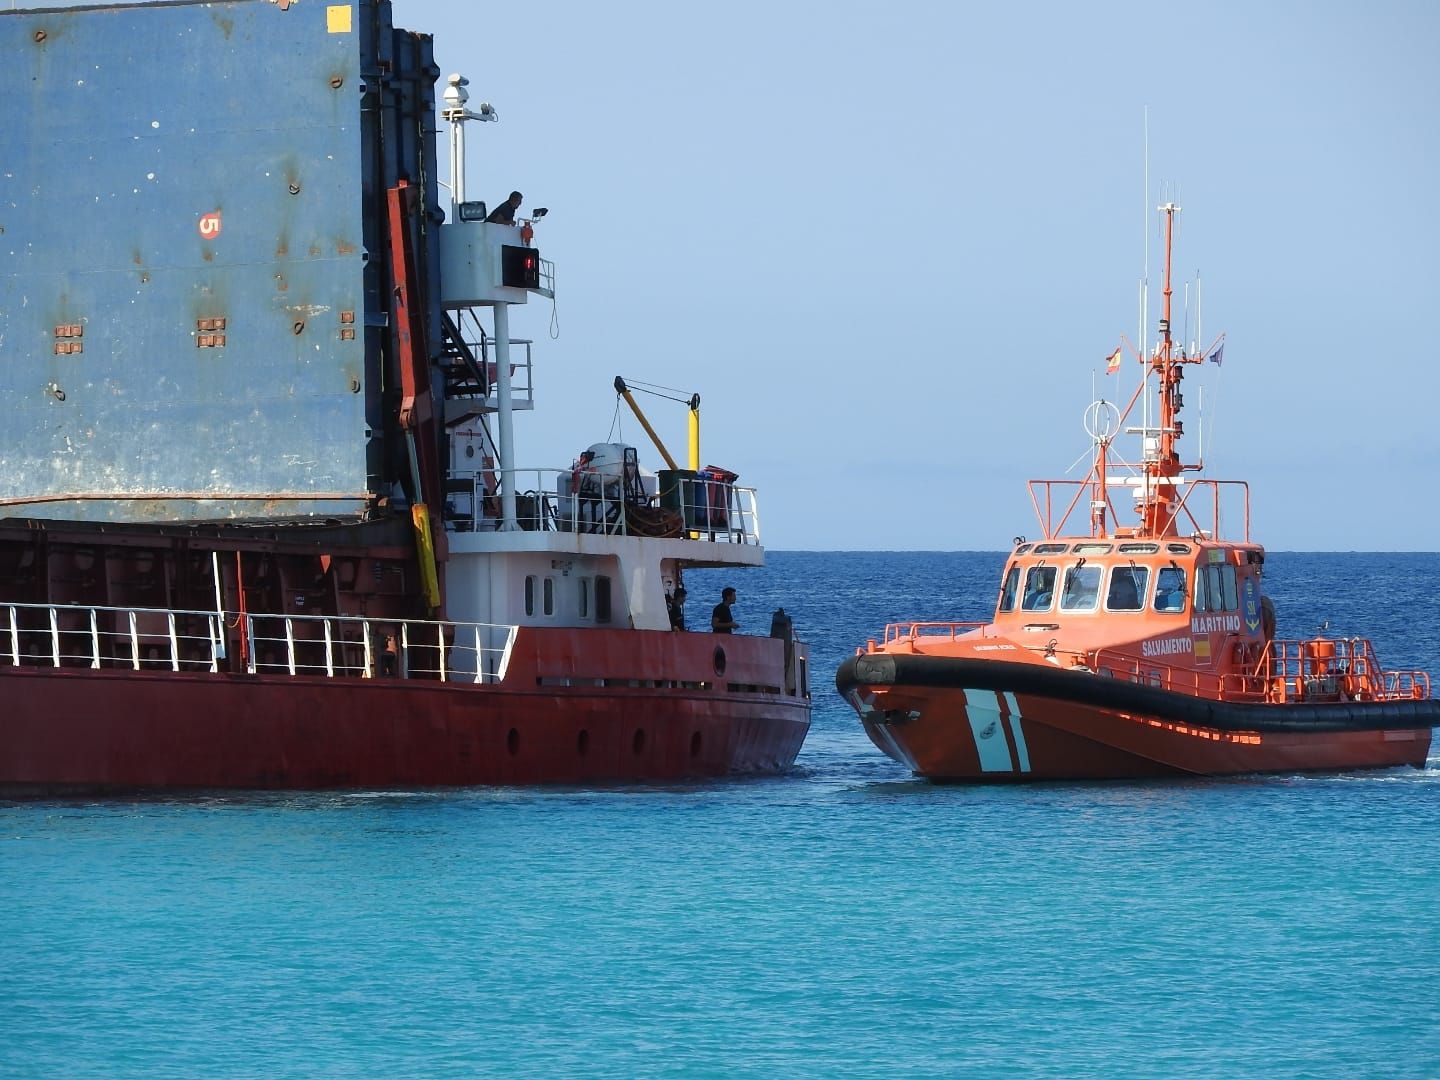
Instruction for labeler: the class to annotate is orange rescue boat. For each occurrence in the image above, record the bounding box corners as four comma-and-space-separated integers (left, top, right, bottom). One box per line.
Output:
836, 204, 1437, 780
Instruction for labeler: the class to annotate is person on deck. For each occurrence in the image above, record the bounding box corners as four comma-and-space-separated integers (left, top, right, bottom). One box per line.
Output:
711, 587, 739, 634
667, 587, 687, 631
485, 191, 523, 225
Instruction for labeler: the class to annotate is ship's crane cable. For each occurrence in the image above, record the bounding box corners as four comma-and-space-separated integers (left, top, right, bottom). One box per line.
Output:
607, 395, 625, 443
620, 377, 694, 406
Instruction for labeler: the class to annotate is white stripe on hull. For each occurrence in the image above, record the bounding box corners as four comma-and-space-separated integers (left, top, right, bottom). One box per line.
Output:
1003, 691, 1031, 773
963, 688, 1015, 772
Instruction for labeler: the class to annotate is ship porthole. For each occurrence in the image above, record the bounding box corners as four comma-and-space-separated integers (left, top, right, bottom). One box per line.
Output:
690, 731, 702, 758
507, 728, 519, 756
712, 646, 727, 676
577, 729, 590, 757
632, 728, 646, 755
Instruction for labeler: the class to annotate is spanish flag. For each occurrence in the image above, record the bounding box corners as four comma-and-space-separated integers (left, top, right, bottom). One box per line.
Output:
1105, 346, 1122, 374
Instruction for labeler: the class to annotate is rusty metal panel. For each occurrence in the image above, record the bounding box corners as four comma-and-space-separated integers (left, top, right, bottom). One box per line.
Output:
0, 0, 391, 523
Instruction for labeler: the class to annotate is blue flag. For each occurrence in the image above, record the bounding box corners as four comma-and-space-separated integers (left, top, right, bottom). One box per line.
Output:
1207, 342, 1224, 367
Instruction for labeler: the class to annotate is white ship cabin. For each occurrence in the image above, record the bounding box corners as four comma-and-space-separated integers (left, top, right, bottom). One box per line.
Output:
429, 111, 764, 639
440, 434, 764, 633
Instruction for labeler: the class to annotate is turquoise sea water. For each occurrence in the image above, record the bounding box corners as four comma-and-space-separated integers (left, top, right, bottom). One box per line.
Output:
4, 552, 1438, 1078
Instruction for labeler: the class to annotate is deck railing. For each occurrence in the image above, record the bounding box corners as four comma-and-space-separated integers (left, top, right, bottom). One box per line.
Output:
444, 466, 761, 544
1026, 477, 1251, 543
0, 602, 518, 685
880, 621, 991, 647
1091, 637, 1429, 704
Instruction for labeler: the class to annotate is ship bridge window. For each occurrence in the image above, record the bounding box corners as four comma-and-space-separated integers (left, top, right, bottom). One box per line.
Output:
526, 574, 558, 618
1118, 543, 1159, 554
1154, 565, 1187, 613
998, 565, 1020, 612
1106, 565, 1148, 611
1021, 565, 1056, 611
595, 575, 613, 624
579, 578, 590, 619
1060, 564, 1102, 611
1072, 543, 1113, 555
1033, 543, 1069, 555
1166, 543, 1192, 555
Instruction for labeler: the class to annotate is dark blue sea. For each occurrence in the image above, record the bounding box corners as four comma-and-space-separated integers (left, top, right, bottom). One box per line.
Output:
4, 552, 1438, 1078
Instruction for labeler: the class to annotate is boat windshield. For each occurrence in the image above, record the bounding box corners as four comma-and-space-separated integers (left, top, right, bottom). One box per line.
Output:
1106, 565, 1147, 611
1021, 566, 1056, 611
1154, 565, 1187, 613
1059, 564, 1102, 611
998, 565, 1020, 612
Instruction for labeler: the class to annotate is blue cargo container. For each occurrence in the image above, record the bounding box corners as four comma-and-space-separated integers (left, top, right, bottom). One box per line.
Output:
0, 0, 440, 523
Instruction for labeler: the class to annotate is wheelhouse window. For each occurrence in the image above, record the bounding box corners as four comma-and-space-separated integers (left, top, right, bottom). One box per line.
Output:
1154, 565, 1187, 612
1106, 565, 1148, 611
578, 578, 590, 619
1060, 564, 1102, 611
524, 575, 536, 617
1195, 563, 1239, 612
1220, 564, 1238, 610
543, 576, 555, 616
1021, 566, 1056, 611
998, 566, 1020, 613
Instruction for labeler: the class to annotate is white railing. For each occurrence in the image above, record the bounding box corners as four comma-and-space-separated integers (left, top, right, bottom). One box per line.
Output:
443, 466, 762, 545
0, 602, 519, 685
447, 309, 536, 408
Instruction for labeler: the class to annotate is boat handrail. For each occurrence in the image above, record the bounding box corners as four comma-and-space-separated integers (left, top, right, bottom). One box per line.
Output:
443, 466, 762, 545
0, 601, 520, 685
1027, 477, 1251, 543
1090, 646, 1256, 701
1261, 637, 1430, 703
881, 621, 991, 646
1090, 637, 1429, 704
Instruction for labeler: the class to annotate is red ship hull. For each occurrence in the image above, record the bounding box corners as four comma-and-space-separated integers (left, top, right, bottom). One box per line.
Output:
1, 628, 811, 795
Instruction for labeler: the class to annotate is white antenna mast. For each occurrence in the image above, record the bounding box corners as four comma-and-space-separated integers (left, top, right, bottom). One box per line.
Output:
1196, 271, 1202, 360
1182, 280, 1190, 356
1140, 107, 1150, 438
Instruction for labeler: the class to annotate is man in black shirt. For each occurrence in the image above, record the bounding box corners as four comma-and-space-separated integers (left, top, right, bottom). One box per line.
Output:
486, 190, 523, 225
711, 587, 738, 634
667, 587, 687, 631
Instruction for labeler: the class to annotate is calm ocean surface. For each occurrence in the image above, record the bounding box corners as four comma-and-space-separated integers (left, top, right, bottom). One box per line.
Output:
4, 551, 1438, 1078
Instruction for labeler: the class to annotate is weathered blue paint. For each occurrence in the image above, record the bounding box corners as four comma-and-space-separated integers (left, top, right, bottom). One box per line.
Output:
0, 0, 438, 523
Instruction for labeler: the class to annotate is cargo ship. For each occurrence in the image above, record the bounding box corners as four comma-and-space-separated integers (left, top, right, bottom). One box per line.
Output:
0, 0, 811, 794
836, 202, 1436, 780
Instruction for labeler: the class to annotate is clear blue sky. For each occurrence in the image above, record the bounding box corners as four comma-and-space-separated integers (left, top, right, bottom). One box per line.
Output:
407, 0, 1438, 551
24, 0, 1440, 550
